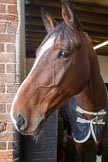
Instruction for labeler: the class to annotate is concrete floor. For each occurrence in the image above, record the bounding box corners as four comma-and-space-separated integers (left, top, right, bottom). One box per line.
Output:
58, 120, 108, 162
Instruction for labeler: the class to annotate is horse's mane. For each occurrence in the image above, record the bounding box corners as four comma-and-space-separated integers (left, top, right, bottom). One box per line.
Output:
81, 32, 100, 73
76, 31, 107, 110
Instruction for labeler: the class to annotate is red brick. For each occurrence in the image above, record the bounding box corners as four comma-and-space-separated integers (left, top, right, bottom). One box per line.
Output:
0, 54, 16, 63
0, 104, 5, 113
0, 150, 13, 159
0, 114, 12, 122
0, 93, 15, 103
8, 5, 17, 15
0, 14, 17, 23
0, 34, 15, 43
6, 23, 18, 33
6, 103, 11, 113
0, 142, 6, 150
0, 74, 18, 83
6, 44, 16, 53
0, 84, 5, 93
7, 123, 13, 132
0, 159, 7, 162
0, 23, 7, 33
7, 141, 16, 150
0, 0, 16, 4
7, 63, 20, 74
0, 44, 4, 52
7, 142, 12, 150
0, 4, 6, 13
6, 64, 16, 73
7, 84, 19, 93
0, 64, 5, 73
6, 160, 14, 162
0, 133, 13, 142
6, 159, 14, 162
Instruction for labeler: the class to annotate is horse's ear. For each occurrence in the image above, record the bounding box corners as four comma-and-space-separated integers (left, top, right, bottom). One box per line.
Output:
41, 8, 57, 33
61, 0, 74, 29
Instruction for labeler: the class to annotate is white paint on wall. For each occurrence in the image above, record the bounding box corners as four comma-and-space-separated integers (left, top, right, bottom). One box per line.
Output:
17, 0, 26, 83
98, 56, 108, 83
26, 58, 35, 75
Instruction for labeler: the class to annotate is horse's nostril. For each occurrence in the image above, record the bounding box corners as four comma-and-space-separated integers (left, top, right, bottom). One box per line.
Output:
15, 114, 24, 128
15, 114, 27, 131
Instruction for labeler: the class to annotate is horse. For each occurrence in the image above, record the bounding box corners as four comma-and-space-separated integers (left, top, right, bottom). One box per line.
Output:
10, 0, 108, 161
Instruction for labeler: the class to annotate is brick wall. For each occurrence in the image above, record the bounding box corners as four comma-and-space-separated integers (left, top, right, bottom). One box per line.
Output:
0, 0, 19, 161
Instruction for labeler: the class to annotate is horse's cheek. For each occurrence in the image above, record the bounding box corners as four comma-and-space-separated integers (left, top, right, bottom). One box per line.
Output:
54, 60, 71, 86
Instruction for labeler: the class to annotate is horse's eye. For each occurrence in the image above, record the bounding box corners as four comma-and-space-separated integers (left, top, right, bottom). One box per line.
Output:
58, 51, 70, 58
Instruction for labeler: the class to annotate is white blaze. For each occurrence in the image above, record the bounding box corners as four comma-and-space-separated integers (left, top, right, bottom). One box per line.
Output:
32, 35, 55, 70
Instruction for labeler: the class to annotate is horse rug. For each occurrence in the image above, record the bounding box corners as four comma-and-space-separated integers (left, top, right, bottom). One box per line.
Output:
61, 97, 108, 143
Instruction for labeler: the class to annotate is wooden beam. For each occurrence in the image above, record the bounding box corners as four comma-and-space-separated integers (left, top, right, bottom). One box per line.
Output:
26, 37, 43, 42
82, 23, 108, 34
87, 31, 108, 38
25, 6, 108, 25
26, 32, 46, 38
26, 39, 41, 44
90, 35, 107, 40
25, 1, 108, 15
25, 18, 43, 26
96, 51, 108, 56
25, 5, 61, 19
25, 17, 108, 35
91, 36, 107, 42
76, 11, 108, 26
25, 28, 108, 40
96, 45, 108, 51
25, 0, 108, 7
71, 0, 108, 7
25, 0, 61, 7
72, 3, 108, 15
25, 25, 46, 33
25, 8, 108, 26
26, 40, 41, 47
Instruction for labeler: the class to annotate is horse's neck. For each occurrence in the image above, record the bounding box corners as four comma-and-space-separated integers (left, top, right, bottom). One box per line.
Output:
75, 33, 107, 115
75, 76, 107, 112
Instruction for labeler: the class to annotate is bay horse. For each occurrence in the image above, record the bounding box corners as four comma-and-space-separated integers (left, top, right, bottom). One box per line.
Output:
10, 0, 108, 161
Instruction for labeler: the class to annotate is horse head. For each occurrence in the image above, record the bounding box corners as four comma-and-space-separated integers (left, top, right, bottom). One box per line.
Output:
10, 0, 90, 136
